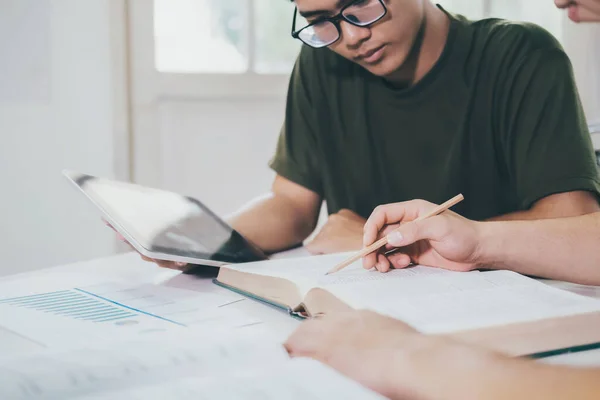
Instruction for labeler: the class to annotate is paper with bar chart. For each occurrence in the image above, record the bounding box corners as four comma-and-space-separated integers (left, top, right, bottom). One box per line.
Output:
0, 281, 260, 348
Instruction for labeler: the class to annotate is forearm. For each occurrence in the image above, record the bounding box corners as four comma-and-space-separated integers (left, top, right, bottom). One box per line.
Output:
388, 336, 600, 400
488, 206, 588, 222
477, 213, 600, 285
487, 191, 600, 222
225, 193, 317, 254
486, 209, 553, 221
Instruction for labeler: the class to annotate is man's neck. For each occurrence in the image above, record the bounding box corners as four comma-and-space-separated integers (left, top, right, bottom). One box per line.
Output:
384, 3, 451, 88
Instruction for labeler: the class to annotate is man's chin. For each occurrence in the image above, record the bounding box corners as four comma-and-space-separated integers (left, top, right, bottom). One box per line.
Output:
361, 59, 400, 78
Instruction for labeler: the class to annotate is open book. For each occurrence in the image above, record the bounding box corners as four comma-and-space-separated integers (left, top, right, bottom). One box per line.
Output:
214, 253, 600, 358
0, 330, 384, 400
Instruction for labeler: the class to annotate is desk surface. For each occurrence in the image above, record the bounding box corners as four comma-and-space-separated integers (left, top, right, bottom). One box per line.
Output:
1, 252, 600, 367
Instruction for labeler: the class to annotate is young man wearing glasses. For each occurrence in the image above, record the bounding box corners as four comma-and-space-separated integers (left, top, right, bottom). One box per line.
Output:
131, 0, 600, 270
261, 0, 600, 253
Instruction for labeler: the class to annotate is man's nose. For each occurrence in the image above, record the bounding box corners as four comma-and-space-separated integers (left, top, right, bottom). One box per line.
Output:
340, 20, 371, 48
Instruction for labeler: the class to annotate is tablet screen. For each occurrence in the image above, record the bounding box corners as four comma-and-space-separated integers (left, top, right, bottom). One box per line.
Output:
69, 172, 267, 264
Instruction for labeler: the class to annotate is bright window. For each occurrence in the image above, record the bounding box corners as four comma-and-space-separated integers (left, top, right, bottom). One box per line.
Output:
154, 0, 564, 75
153, 0, 301, 74
438, 0, 563, 41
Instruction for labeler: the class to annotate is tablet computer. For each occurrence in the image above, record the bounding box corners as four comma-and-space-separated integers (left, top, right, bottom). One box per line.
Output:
63, 170, 268, 267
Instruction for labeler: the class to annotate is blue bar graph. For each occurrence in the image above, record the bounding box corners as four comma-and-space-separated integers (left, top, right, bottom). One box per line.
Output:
0, 289, 137, 323
0, 287, 186, 326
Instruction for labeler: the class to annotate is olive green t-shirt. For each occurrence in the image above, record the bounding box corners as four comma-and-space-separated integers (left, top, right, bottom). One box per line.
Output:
269, 8, 600, 220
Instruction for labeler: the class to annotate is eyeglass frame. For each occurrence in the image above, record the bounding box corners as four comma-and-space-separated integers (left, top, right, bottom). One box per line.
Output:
290, 0, 388, 48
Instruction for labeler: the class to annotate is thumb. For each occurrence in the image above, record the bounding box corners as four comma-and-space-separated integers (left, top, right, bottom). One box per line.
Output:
386, 217, 442, 247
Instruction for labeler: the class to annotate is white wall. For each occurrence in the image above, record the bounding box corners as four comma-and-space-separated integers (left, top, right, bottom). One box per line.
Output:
562, 20, 600, 148
564, 23, 600, 123
156, 99, 284, 216
0, 0, 119, 275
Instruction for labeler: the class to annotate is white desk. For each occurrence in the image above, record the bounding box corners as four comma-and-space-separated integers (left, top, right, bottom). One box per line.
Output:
1, 252, 600, 368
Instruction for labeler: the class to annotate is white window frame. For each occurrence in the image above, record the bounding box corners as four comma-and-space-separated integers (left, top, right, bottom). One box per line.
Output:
129, 0, 293, 101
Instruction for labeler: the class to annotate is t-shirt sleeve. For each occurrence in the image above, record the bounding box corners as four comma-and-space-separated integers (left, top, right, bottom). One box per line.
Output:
499, 48, 600, 210
268, 47, 323, 196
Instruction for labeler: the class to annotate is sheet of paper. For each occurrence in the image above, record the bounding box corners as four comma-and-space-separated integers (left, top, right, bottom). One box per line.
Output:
269, 246, 312, 260
321, 270, 600, 334
0, 331, 288, 400
0, 280, 260, 350
74, 358, 385, 400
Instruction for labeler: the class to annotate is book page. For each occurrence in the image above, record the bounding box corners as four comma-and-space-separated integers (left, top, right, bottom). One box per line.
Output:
75, 358, 385, 400
0, 330, 289, 399
224, 252, 461, 297
225, 254, 600, 334
269, 246, 312, 260
320, 270, 600, 334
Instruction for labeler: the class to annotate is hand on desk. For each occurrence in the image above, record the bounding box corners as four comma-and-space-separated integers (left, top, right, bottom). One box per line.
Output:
285, 310, 420, 399
103, 219, 189, 271
362, 200, 482, 273
305, 209, 365, 255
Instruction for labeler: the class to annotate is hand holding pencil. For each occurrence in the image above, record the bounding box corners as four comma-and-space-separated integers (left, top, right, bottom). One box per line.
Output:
327, 195, 477, 275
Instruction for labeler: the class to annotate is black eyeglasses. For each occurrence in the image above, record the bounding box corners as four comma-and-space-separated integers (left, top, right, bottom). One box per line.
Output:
291, 0, 387, 48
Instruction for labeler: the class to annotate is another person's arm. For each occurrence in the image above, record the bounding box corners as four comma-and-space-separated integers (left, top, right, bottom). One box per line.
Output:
478, 211, 600, 285
488, 191, 599, 221
285, 310, 600, 400
363, 200, 600, 285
